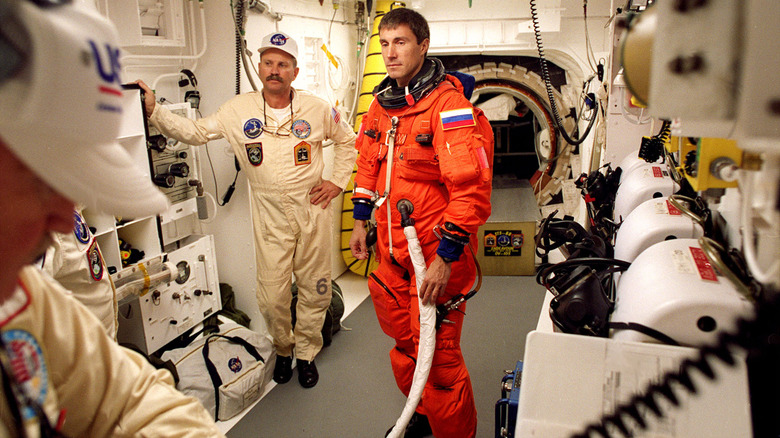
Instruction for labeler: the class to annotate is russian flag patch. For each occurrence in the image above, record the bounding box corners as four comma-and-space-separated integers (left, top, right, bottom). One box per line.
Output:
440, 108, 475, 131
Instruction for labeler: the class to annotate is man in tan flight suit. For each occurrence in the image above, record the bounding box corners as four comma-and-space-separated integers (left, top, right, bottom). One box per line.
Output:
0, 1, 224, 436
138, 31, 357, 388
40, 207, 118, 339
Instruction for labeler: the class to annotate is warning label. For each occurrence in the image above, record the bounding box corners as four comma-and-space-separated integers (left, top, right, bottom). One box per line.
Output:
689, 246, 719, 282
666, 200, 682, 215
671, 247, 720, 282
483, 230, 523, 257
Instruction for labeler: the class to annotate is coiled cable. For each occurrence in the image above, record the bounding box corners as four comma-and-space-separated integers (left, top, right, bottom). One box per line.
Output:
530, 0, 598, 146
535, 210, 610, 260
571, 240, 777, 438
536, 257, 630, 292
572, 289, 778, 438
638, 119, 671, 163
233, 0, 245, 95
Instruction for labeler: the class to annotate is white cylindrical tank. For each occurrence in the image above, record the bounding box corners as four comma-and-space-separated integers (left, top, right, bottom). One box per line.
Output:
610, 238, 754, 347
613, 163, 679, 222
614, 197, 704, 263
617, 153, 663, 184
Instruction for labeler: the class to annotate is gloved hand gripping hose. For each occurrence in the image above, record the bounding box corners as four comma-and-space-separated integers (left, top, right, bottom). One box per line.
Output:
386, 199, 437, 438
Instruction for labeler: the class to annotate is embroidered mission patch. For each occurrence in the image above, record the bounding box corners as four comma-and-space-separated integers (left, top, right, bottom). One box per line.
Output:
292, 119, 311, 139
294, 142, 311, 165
229, 357, 243, 373
2, 330, 48, 420
244, 118, 263, 139
246, 142, 263, 166
73, 211, 90, 244
88, 240, 104, 281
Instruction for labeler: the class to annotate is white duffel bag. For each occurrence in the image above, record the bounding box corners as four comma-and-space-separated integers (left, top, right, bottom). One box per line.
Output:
161, 321, 276, 421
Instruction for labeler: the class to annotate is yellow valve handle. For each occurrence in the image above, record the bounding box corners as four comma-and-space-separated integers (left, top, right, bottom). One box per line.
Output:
320, 44, 339, 68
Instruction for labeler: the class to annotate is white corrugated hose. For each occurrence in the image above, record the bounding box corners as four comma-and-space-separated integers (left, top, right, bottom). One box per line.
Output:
386, 224, 437, 438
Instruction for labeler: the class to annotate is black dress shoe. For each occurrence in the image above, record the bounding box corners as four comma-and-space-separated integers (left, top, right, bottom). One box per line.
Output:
297, 359, 318, 388
273, 355, 293, 384
385, 412, 433, 437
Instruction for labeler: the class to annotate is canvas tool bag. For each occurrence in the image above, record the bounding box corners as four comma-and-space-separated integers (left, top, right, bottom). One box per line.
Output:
161, 321, 275, 421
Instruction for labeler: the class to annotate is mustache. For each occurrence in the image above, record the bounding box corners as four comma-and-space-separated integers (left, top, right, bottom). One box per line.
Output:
266, 75, 284, 82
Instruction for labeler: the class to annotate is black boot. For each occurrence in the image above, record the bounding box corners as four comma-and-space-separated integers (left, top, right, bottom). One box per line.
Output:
273, 355, 293, 384
385, 412, 433, 437
297, 359, 319, 388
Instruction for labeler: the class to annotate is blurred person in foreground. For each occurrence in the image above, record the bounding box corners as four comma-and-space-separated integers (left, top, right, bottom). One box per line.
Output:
0, 1, 224, 435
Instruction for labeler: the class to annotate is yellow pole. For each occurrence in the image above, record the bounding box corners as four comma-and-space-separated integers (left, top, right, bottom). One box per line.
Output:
341, 0, 406, 276
353, 0, 405, 131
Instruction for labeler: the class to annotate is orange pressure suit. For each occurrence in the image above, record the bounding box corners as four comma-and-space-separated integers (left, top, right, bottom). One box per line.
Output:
352, 59, 493, 437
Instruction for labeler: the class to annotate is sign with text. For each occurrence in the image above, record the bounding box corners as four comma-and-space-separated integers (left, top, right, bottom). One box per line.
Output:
483, 230, 524, 257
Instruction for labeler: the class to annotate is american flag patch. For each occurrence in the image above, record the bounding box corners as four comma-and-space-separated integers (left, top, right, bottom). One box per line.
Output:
440, 108, 475, 130
331, 107, 341, 124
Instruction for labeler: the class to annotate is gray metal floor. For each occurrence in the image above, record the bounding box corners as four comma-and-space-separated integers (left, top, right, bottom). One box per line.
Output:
226, 275, 546, 438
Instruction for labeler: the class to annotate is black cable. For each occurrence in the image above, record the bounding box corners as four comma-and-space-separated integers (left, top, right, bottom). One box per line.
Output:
219, 1, 244, 206
535, 210, 610, 259
575, 164, 622, 244
572, 289, 780, 438
196, 107, 238, 207
608, 321, 680, 346
638, 119, 671, 163
530, 0, 598, 147
221, 159, 240, 205
536, 257, 631, 290
202, 138, 224, 207
233, 0, 245, 95
535, 210, 569, 257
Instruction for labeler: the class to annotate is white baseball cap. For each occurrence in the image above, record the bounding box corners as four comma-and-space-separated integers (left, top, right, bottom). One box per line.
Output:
257, 31, 298, 60
0, 1, 170, 218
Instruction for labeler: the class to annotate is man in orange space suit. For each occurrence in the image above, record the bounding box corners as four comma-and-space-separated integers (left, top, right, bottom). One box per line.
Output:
349, 7, 493, 438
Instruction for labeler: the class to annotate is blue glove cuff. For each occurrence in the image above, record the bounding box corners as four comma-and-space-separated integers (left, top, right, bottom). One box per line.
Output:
436, 237, 465, 261
353, 202, 373, 221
